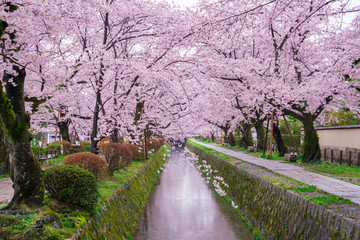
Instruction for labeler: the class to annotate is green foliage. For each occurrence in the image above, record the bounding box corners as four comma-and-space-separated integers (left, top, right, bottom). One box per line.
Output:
44, 165, 99, 213
81, 141, 91, 152
70, 145, 82, 154
31, 146, 46, 158
281, 134, 301, 148
46, 144, 61, 153
279, 117, 303, 135
325, 109, 360, 126
51, 140, 72, 155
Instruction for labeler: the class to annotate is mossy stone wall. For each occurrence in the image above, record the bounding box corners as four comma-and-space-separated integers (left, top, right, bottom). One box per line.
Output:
71, 151, 166, 240
188, 143, 360, 240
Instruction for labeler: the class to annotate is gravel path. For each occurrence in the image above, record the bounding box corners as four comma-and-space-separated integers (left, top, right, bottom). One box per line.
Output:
193, 140, 360, 205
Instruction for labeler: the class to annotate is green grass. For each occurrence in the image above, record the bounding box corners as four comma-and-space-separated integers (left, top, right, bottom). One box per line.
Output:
309, 195, 353, 206
1, 146, 170, 240
188, 140, 236, 162
97, 161, 147, 203
289, 185, 317, 193
188, 140, 354, 208
0, 173, 10, 179
300, 161, 360, 178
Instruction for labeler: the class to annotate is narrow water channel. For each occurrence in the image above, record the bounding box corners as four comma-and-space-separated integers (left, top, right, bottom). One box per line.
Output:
134, 150, 254, 240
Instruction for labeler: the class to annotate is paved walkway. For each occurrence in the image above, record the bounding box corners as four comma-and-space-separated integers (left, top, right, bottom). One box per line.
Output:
0, 178, 13, 205
193, 140, 360, 205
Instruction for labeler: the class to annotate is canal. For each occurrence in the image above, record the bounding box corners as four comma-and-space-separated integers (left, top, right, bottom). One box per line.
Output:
134, 150, 254, 240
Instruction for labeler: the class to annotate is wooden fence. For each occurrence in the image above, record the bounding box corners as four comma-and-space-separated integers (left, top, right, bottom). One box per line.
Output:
321, 146, 360, 166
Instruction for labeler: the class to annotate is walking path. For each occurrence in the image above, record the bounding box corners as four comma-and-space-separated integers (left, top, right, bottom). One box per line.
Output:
193, 140, 360, 205
0, 178, 13, 205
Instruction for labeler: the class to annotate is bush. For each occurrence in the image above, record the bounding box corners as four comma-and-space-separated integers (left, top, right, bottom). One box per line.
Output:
70, 145, 82, 154
50, 140, 72, 155
31, 146, 46, 158
124, 143, 143, 161
44, 165, 98, 212
46, 144, 61, 154
142, 138, 160, 153
282, 134, 301, 148
96, 137, 111, 147
81, 141, 91, 152
98, 143, 133, 175
63, 152, 107, 178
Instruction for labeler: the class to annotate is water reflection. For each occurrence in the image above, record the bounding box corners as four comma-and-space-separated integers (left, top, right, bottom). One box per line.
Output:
134, 150, 254, 240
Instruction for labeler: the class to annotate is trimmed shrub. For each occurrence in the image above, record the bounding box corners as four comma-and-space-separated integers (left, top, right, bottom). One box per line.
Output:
96, 137, 111, 147
153, 136, 166, 146
46, 144, 61, 154
147, 138, 160, 153
70, 145, 82, 154
141, 138, 160, 154
31, 146, 46, 158
124, 143, 143, 161
44, 165, 98, 212
98, 143, 133, 175
63, 152, 107, 179
50, 140, 72, 155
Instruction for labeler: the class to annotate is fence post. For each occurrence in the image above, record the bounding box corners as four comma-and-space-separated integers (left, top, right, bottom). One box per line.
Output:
331, 150, 334, 163
340, 150, 343, 165
349, 151, 352, 166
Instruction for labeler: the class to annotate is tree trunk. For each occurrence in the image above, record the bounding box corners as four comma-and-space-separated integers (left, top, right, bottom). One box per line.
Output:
301, 113, 321, 163
228, 132, 236, 146
58, 119, 71, 142
239, 123, 253, 148
90, 88, 101, 154
273, 122, 288, 156
210, 132, 215, 142
1, 67, 44, 209
0, 125, 10, 175
254, 120, 265, 152
110, 129, 119, 143
220, 126, 230, 144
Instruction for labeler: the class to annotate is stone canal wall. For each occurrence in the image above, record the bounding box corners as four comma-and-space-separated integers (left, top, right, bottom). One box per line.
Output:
188, 143, 360, 240
71, 149, 167, 240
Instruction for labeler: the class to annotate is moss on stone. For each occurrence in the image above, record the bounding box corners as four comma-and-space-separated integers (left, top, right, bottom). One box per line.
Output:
187, 143, 360, 240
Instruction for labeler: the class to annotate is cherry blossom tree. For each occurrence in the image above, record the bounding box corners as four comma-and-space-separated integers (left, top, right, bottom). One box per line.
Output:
0, 0, 71, 208
190, 0, 360, 162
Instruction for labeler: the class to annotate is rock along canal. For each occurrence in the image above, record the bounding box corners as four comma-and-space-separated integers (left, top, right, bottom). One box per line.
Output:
134, 150, 254, 240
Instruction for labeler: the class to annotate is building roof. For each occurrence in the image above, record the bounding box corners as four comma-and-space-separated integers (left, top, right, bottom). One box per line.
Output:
315, 125, 360, 130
